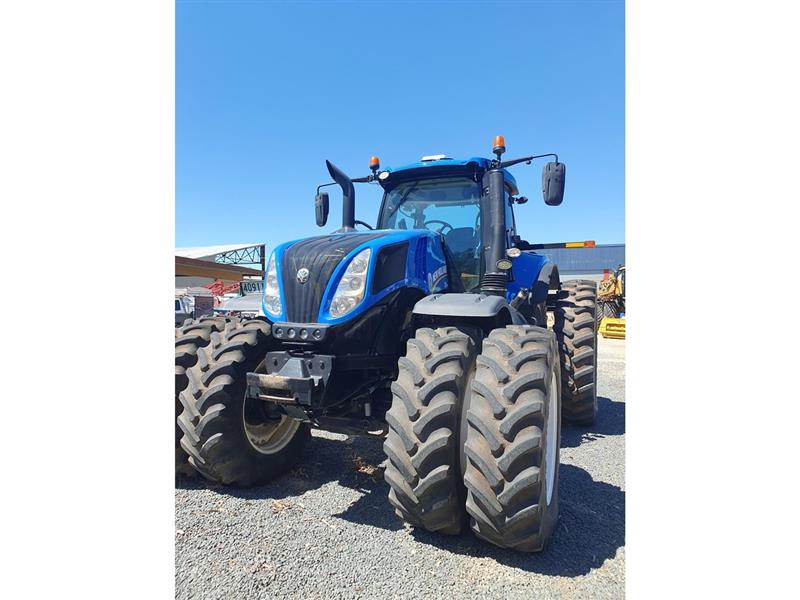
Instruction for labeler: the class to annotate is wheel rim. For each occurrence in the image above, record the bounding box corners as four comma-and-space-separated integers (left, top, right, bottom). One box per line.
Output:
545, 371, 559, 505
242, 400, 300, 455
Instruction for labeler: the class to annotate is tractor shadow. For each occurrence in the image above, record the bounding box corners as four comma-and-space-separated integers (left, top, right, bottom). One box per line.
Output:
335, 462, 624, 577
560, 396, 625, 449
176, 410, 625, 576
174, 432, 395, 509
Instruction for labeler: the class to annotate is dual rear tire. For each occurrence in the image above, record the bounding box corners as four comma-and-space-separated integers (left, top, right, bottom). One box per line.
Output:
554, 280, 599, 425
384, 325, 562, 551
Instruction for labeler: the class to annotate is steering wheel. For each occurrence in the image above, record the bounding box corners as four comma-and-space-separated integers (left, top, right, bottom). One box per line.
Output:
354, 220, 374, 230
424, 219, 454, 234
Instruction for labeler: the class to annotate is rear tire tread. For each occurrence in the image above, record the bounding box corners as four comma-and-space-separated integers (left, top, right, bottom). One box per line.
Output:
554, 280, 598, 424
464, 325, 560, 552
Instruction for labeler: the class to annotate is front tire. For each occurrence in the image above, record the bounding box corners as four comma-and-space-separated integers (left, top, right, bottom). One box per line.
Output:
383, 327, 477, 535
174, 316, 237, 474
177, 318, 310, 486
463, 325, 561, 552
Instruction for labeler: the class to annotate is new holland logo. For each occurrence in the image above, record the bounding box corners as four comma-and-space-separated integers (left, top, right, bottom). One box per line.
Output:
427, 265, 448, 291
296, 268, 310, 284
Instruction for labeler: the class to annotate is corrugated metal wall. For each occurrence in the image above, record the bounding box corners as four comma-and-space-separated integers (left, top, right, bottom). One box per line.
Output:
531, 244, 625, 281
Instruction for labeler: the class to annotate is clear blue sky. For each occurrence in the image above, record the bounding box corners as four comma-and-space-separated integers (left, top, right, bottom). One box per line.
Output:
176, 0, 624, 253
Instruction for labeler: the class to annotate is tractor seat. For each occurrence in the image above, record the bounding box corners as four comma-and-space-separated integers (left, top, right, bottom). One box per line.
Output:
444, 227, 480, 291
444, 227, 477, 255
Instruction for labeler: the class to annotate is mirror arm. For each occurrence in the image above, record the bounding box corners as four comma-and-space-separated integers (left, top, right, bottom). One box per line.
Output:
316, 181, 338, 195
498, 153, 559, 169
316, 174, 376, 185
316, 173, 375, 194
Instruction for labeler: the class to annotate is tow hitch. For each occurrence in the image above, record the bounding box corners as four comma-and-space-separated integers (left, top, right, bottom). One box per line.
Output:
246, 352, 334, 407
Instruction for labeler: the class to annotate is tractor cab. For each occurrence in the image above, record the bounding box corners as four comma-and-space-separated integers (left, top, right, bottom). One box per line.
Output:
373, 156, 522, 292
377, 173, 484, 291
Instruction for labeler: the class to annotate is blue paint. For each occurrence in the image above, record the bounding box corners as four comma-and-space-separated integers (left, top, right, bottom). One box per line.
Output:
506, 252, 550, 302
317, 229, 447, 325
263, 228, 451, 325
385, 157, 490, 173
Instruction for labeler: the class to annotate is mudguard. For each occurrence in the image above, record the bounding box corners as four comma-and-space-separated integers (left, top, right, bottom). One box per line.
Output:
506, 253, 559, 306
413, 293, 527, 325
413, 293, 507, 318
531, 261, 560, 306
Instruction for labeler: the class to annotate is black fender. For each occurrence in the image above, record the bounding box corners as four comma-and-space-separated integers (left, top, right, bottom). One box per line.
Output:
412, 293, 527, 335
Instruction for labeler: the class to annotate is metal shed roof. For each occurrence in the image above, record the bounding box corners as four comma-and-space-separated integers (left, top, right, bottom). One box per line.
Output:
175, 243, 263, 261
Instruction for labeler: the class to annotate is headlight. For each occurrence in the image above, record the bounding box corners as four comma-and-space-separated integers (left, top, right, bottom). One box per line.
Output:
330, 248, 371, 318
263, 253, 282, 317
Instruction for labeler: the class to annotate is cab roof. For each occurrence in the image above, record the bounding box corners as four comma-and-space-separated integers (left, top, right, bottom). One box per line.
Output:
380, 156, 519, 195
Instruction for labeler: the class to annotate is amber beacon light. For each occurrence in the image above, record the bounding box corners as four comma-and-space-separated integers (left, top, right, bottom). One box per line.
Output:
492, 135, 506, 158
369, 156, 380, 173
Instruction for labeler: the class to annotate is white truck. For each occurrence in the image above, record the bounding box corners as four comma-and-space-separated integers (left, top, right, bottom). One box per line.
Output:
175, 289, 215, 326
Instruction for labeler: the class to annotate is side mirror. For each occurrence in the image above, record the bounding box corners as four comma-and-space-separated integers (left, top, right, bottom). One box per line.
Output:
315, 192, 329, 227
542, 162, 566, 206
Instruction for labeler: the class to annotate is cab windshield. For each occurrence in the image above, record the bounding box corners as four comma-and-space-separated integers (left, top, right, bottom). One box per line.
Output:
378, 177, 482, 291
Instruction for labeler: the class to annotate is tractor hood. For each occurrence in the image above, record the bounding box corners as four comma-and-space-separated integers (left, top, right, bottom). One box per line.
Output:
266, 229, 449, 324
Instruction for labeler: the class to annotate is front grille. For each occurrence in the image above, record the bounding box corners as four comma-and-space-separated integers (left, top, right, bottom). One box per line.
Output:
280, 232, 385, 322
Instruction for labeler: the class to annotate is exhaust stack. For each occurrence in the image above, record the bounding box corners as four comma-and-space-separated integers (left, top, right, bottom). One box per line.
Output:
325, 160, 356, 232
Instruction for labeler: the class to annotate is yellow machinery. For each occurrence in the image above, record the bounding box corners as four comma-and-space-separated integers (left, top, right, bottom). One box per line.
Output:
599, 316, 626, 339
598, 266, 625, 339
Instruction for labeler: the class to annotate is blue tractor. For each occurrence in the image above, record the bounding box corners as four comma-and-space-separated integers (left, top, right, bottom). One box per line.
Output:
176, 137, 598, 552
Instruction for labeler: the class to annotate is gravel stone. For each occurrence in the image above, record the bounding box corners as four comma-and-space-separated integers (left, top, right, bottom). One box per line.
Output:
176, 337, 625, 599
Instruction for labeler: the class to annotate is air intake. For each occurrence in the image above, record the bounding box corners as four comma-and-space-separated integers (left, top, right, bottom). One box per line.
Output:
480, 272, 508, 296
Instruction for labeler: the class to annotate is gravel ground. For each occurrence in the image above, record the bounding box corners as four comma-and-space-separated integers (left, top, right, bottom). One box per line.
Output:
176, 337, 625, 599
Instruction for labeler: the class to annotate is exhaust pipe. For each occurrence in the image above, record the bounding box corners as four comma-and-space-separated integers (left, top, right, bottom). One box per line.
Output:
325, 160, 356, 232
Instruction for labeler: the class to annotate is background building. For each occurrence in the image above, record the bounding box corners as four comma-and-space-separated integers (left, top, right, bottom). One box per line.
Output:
535, 243, 625, 282
175, 243, 265, 288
